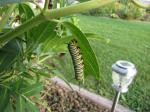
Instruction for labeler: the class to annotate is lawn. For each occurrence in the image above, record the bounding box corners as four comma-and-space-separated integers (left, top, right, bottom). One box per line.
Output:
57, 15, 150, 111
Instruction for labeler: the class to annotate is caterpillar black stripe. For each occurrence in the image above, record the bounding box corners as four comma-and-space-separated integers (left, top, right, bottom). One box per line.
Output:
68, 39, 84, 81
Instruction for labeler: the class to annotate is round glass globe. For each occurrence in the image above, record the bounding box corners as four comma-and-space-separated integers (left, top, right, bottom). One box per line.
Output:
112, 60, 137, 93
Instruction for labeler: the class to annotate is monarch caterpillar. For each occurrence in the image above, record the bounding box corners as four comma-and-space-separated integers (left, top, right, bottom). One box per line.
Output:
68, 39, 84, 81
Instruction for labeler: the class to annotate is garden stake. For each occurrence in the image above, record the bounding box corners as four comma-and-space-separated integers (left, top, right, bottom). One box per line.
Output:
111, 60, 137, 112
111, 91, 120, 112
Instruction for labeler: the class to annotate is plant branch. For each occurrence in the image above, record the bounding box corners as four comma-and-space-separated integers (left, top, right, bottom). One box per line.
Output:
44, 0, 115, 19
0, 14, 46, 46
43, 0, 49, 11
132, 0, 150, 8
0, 0, 115, 46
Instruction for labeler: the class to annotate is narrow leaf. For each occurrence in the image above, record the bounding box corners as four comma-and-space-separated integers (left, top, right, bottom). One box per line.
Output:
85, 33, 110, 43
31, 68, 51, 78
21, 72, 34, 80
27, 21, 58, 53
25, 97, 39, 112
0, 39, 21, 73
0, 88, 10, 111
16, 96, 25, 112
4, 102, 14, 112
18, 3, 35, 22
20, 83, 43, 96
62, 22, 100, 79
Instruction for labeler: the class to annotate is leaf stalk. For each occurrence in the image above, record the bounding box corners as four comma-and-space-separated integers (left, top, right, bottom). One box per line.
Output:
0, 0, 115, 45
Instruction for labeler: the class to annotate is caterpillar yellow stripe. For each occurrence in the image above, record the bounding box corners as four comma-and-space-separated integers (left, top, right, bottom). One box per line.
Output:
68, 39, 84, 81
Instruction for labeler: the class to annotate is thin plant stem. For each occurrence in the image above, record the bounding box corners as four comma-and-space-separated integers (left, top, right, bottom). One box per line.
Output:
43, 0, 49, 11
0, 0, 115, 46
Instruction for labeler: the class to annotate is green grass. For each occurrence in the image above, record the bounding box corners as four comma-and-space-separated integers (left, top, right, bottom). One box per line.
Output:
78, 15, 150, 111
58, 15, 150, 111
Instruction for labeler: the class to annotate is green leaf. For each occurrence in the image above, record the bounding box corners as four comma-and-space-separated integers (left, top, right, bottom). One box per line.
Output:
0, 39, 21, 73
84, 33, 110, 43
24, 97, 39, 112
0, 4, 16, 32
62, 22, 100, 79
18, 3, 34, 22
26, 103, 39, 112
33, 21, 57, 43
16, 96, 25, 112
0, 88, 10, 112
18, 3, 36, 55
31, 68, 51, 78
20, 83, 43, 96
4, 102, 14, 112
27, 21, 58, 53
42, 35, 61, 52
56, 33, 110, 46
0, 0, 32, 7
55, 36, 73, 46
21, 72, 34, 80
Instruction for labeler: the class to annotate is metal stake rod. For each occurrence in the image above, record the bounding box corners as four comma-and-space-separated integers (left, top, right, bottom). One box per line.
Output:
111, 91, 121, 112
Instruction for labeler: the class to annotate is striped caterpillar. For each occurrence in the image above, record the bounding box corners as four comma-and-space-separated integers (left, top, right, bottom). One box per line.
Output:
68, 39, 84, 81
